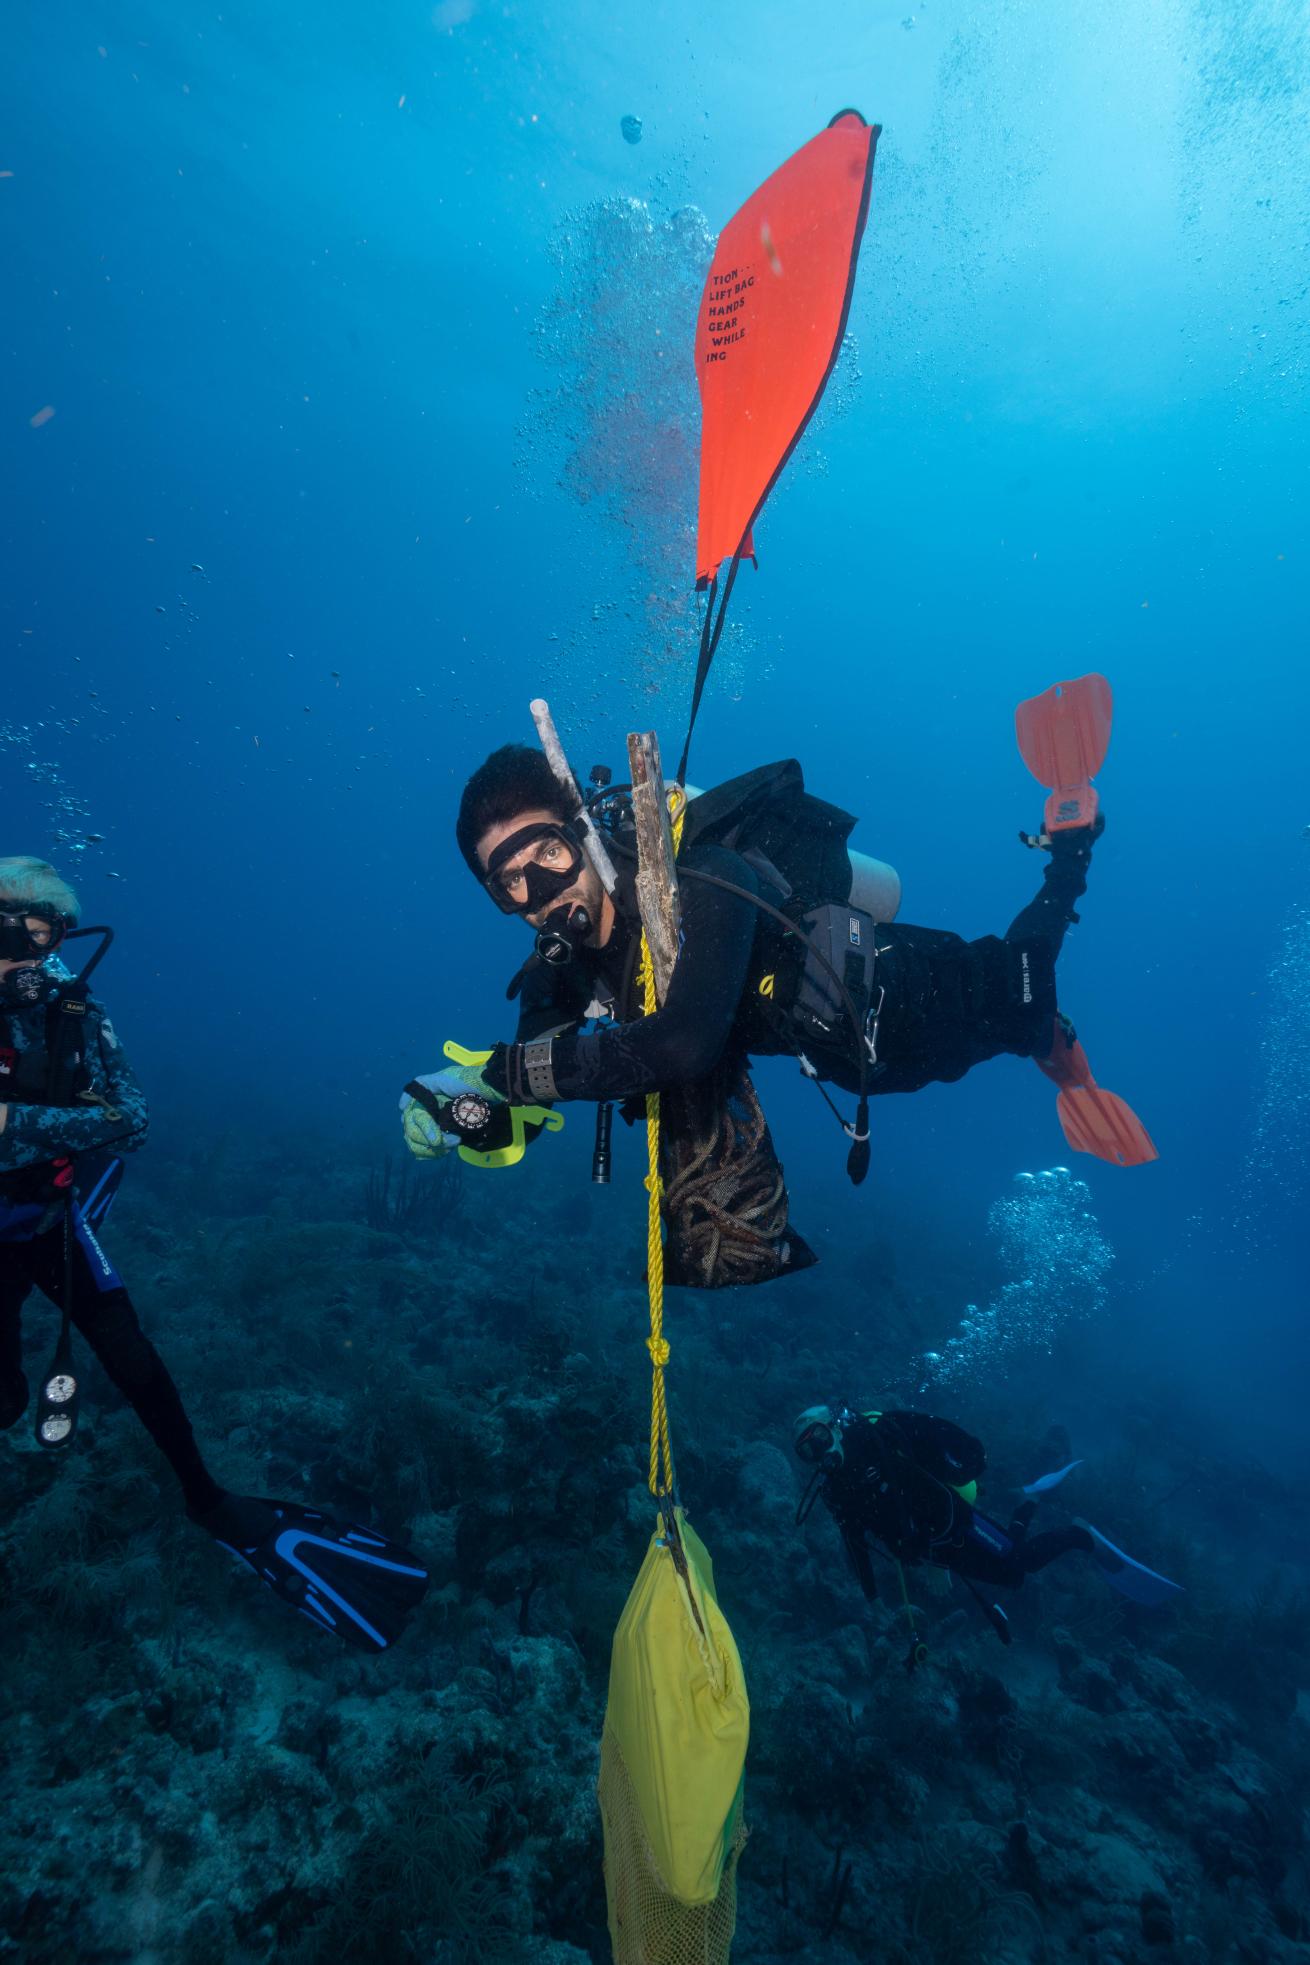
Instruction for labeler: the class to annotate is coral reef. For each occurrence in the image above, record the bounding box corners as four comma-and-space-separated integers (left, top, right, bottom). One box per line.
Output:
1, 1131, 1307, 1962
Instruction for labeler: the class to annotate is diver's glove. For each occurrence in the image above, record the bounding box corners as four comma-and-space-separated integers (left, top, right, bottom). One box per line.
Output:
400, 1091, 455, 1161
400, 1060, 504, 1159
401, 1042, 565, 1170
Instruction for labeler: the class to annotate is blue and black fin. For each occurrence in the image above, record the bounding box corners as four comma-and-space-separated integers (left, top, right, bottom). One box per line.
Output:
196, 1494, 430, 1652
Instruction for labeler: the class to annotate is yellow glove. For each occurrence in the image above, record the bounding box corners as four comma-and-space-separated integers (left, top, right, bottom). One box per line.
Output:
399, 1044, 563, 1170
400, 1098, 455, 1161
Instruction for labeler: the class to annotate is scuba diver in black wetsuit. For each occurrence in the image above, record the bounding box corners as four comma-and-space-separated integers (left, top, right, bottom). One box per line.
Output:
441, 744, 1094, 1105
1, 858, 428, 1653
399, 701, 1132, 1289
793, 1404, 1180, 1664
0, 859, 197, 1464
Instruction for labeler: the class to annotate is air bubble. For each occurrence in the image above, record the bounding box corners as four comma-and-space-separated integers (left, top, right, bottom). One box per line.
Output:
916, 1167, 1113, 1389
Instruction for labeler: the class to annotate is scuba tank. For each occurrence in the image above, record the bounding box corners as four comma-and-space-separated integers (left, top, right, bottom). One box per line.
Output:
681, 777, 900, 923
848, 849, 901, 926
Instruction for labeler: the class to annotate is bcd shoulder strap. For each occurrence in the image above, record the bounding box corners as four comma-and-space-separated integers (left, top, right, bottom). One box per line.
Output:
44, 984, 92, 1105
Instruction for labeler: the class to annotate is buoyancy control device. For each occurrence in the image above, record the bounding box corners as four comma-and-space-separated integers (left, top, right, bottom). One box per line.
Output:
587, 758, 900, 1098
0, 926, 116, 1112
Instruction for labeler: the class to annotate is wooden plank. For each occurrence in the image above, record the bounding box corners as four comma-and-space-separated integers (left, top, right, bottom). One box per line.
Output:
627, 729, 681, 1005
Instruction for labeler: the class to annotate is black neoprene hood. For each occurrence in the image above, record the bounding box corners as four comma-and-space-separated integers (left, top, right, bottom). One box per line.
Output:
456, 743, 571, 879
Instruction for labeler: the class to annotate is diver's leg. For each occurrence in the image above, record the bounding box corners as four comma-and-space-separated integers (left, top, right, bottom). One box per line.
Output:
970, 817, 1103, 1065
1004, 818, 1103, 959
28, 1224, 223, 1512
0, 1249, 34, 1429
1005, 1494, 1097, 1576
840, 1522, 881, 1604
1014, 1525, 1095, 1575
875, 850, 1089, 1085
942, 1508, 1028, 1588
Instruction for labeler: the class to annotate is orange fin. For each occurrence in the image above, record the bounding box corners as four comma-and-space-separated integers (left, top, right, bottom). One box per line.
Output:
1016, 673, 1113, 834
1036, 1022, 1158, 1168
1054, 1085, 1158, 1167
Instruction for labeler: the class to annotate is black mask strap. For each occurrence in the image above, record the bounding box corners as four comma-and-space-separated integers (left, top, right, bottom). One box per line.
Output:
483, 825, 583, 916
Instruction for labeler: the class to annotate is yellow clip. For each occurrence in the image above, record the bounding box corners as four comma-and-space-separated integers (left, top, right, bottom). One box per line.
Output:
440, 1039, 564, 1170
443, 1040, 494, 1068
457, 1105, 562, 1170
758, 973, 775, 998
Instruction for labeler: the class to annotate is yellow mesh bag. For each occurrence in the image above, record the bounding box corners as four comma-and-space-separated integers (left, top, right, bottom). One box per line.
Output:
598, 1510, 750, 1962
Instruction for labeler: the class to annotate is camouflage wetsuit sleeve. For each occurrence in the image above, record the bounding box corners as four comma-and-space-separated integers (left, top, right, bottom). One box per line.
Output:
0, 998, 149, 1173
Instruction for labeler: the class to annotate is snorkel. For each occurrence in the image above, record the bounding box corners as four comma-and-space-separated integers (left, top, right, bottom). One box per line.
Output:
485, 701, 617, 995
529, 699, 618, 898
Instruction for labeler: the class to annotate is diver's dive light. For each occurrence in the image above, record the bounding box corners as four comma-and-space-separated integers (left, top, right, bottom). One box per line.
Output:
591, 1101, 614, 1185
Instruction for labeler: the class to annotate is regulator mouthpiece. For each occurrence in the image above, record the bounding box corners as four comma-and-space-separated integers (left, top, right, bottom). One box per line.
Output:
536, 903, 593, 968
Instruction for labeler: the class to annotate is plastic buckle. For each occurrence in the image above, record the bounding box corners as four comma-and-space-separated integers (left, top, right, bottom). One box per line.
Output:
864, 988, 884, 1065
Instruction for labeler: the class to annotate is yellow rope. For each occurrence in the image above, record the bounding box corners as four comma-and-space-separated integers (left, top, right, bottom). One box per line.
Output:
643, 791, 686, 1500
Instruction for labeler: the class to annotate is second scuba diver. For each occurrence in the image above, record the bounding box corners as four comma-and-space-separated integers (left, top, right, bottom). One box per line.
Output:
793, 1403, 1181, 1666
1, 858, 428, 1653
399, 677, 1153, 1288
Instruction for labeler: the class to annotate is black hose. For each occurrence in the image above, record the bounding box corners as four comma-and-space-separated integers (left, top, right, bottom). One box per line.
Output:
64, 925, 115, 987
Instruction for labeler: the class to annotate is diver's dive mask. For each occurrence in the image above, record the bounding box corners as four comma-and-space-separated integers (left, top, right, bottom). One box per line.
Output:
482, 822, 585, 917
793, 1404, 854, 1470
0, 904, 67, 964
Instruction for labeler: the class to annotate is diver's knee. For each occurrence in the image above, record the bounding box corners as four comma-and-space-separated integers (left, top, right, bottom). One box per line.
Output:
76, 1291, 163, 1392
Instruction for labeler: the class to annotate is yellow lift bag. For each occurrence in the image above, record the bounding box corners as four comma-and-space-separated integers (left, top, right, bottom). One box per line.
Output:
599, 1509, 749, 1959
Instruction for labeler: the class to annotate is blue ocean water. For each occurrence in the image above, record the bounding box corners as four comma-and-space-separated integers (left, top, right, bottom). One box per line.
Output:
3, 3, 1309, 1958
8, 1, 1305, 1418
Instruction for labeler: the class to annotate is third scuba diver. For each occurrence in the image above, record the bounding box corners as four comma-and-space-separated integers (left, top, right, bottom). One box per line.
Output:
1, 857, 427, 1654
399, 677, 1153, 1287
793, 1403, 1181, 1667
